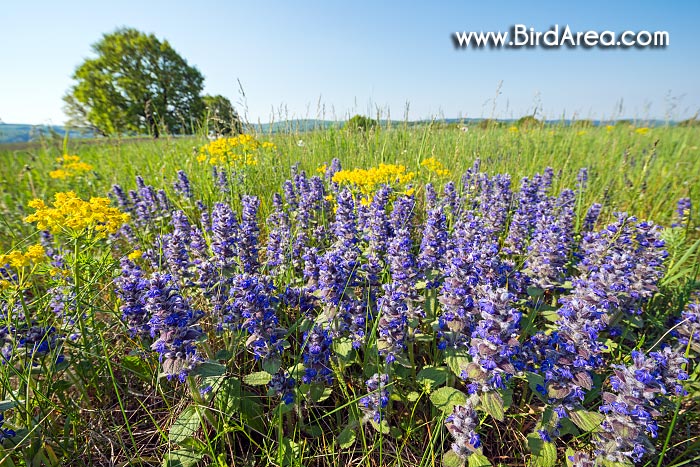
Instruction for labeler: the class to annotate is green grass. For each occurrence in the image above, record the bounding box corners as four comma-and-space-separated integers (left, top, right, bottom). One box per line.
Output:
1, 124, 699, 246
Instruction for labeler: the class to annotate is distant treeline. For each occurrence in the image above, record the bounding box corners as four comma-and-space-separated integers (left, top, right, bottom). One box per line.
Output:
2, 116, 698, 144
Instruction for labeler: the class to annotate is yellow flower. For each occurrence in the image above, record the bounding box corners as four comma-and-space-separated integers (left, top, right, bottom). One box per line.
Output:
49, 267, 68, 277
317, 164, 328, 174
0, 244, 45, 269
24, 192, 130, 238
128, 250, 143, 261
508, 126, 519, 133
25, 244, 46, 261
577, 130, 587, 136
332, 163, 415, 195
634, 127, 650, 135
49, 154, 94, 179
198, 134, 275, 167
420, 157, 450, 177
605, 125, 614, 132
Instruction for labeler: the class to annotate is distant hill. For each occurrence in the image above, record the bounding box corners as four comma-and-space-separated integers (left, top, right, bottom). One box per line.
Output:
1, 118, 677, 144
0, 123, 93, 144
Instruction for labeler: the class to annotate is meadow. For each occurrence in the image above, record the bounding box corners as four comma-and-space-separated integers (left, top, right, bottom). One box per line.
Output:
0, 121, 698, 467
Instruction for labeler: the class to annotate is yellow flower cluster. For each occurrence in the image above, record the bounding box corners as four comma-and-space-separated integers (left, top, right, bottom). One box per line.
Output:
332, 163, 415, 195
128, 250, 143, 261
420, 157, 450, 177
24, 192, 130, 238
197, 134, 277, 166
0, 244, 46, 269
49, 154, 94, 179
635, 127, 650, 135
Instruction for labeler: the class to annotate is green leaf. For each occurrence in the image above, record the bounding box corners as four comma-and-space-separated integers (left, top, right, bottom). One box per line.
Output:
406, 391, 421, 402
163, 449, 203, 467
569, 409, 604, 433
169, 406, 201, 445
547, 384, 570, 400
479, 391, 505, 422
417, 366, 449, 391
415, 333, 434, 342
467, 452, 493, 467
526, 433, 557, 467
191, 361, 226, 378
369, 418, 390, 434
525, 372, 547, 403
244, 371, 272, 386
303, 423, 324, 437
443, 450, 465, 467
430, 387, 468, 413
280, 438, 301, 466
527, 286, 545, 297
177, 437, 206, 453
540, 310, 560, 323
0, 400, 18, 412
215, 349, 233, 361
0, 450, 16, 467
287, 363, 305, 380
121, 355, 152, 382
445, 351, 470, 378
564, 447, 575, 467
215, 377, 241, 416
262, 357, 281, 374
557, 417, 580, 437
309, 385, 333, 403
502, 388, 513, 410
337, 424, 357, 449
275, 402, 296, 416
333, 337, 354, 361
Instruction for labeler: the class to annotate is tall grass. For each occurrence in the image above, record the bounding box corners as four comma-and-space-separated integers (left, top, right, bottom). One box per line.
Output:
1, 124, 698, 246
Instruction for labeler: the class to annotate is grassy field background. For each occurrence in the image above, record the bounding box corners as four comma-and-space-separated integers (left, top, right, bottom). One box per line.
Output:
2, 123, 698, 246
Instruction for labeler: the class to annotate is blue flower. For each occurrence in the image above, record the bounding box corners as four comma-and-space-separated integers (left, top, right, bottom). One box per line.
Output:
0, 412, 15, 441
269, 370, 296, 405
301, 325, 333, 385
146, 273, 204, 382
239, 196, 261, 274
594, 349, 687, 463
173, 170, 193, 198
445, 401, 481, 458
360, 373, 390, 423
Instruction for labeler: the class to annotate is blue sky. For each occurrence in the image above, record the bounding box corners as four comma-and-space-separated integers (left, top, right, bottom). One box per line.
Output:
1, 0, 699, 124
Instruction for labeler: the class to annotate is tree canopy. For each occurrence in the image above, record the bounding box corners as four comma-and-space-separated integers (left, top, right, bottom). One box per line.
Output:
64, 28, 205, 137
203, 94, 243, 136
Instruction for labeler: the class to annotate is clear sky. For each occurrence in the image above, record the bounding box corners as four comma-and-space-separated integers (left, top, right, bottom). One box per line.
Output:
1, 0, 699, 125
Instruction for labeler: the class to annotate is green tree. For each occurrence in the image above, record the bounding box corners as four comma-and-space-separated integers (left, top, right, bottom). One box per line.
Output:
64, 28, 204, 137
203, 94, 243, 136
515, 115, 543, 129
346, 114, 378, 132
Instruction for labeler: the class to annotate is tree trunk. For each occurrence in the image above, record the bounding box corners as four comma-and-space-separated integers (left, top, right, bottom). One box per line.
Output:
144, 98, 159, 138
